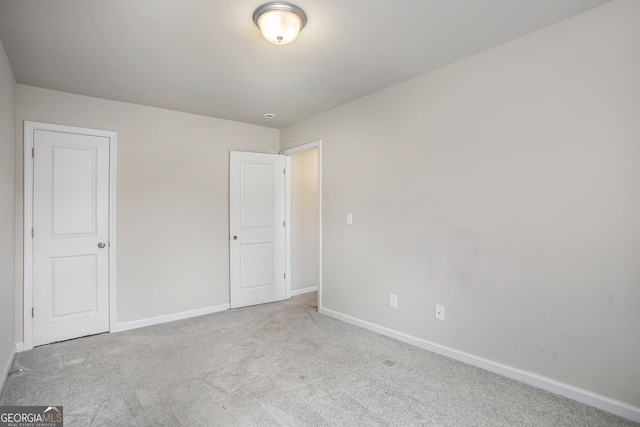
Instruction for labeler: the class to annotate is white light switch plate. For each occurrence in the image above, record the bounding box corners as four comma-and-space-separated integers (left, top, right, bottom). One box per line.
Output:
346, 213, 353, 225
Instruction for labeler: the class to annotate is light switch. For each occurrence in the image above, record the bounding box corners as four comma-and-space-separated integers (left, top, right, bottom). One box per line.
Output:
346, 213, 353, 225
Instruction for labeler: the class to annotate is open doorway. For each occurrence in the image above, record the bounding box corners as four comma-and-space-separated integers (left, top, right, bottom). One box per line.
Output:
283, 141, 322, 311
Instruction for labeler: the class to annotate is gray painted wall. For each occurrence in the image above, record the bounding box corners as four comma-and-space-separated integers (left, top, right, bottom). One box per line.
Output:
0, 38, 16, 386
281, 0, 640, 406
290, 149, 319, 292
14, 86, 279, 340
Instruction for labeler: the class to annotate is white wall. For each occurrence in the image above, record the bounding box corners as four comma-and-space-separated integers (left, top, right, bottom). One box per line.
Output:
290, 149, 318, 292
0, 38, 16, 387
281, 0, 640, 407
15, 86, 279, 341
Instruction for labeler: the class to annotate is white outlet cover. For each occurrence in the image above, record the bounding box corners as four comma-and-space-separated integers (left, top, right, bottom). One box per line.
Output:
435, 304, 445, 321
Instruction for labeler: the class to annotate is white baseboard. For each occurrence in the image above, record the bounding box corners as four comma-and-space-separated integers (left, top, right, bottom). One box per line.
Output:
0, 347, 17, 395
291, 286, 318, 296
320, 307, 640, 423
114, 303, 230, 333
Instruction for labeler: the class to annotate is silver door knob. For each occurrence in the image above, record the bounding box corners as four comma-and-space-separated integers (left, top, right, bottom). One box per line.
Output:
98, 242, 106, 248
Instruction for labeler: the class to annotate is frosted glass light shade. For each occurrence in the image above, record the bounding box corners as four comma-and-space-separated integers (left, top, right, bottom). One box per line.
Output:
253, 3, 307, 45
258, 10, 302, 44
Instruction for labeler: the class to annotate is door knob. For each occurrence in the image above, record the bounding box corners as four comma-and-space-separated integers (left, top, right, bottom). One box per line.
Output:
232, 236, 237, 240
98, 242, 106, 248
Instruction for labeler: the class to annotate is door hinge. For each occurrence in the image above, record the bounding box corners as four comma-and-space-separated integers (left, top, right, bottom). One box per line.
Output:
283, 220, 285, 227
32, 147, 34, 158
283, 168, 286, 175
284, 273, 286, 279
31, 227, 34, 238
31, 307, 34, 318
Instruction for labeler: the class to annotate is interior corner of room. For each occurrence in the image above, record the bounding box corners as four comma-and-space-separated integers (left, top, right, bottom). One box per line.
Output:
0, 0, 639, 424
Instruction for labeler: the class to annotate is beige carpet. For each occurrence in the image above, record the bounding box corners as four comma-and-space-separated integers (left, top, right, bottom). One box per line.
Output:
1, 300, 636, 426
290, 290, 317, 308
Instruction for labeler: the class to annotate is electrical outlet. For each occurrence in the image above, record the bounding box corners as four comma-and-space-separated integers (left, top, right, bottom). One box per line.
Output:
435, 304, 445, 321
389, 294, 398, 309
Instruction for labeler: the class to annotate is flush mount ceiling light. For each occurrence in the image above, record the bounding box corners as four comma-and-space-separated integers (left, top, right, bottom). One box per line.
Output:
253, 2, 307, 45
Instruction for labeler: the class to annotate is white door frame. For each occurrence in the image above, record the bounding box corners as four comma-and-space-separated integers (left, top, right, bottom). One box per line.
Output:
281, 140, 323, 312
23, 121, 118, 350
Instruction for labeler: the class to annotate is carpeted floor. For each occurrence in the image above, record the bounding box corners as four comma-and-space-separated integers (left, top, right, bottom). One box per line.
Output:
1, 300, 636, 426
290, 291, 317, 309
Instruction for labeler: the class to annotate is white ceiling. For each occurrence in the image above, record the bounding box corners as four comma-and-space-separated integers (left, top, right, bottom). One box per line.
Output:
0, 0, 610, 128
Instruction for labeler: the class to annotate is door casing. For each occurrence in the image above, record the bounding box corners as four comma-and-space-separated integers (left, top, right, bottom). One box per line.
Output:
23, 121, 117, 350
282, 140, 323, 312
